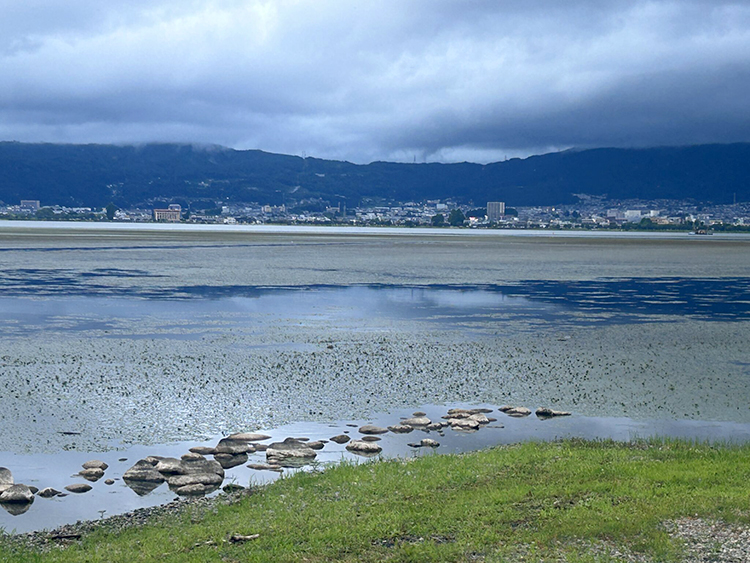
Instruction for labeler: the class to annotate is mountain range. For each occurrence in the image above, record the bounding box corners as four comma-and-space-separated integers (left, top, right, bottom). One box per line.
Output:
1, 141, 748, 209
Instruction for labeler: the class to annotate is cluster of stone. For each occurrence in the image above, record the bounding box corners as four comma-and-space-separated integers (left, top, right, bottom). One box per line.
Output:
0, 459, 112, 515
123, 433, 272, 496
2, 404, 573, 517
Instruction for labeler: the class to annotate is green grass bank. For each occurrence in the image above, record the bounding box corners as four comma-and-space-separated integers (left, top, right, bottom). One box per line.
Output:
2, 439, 749, 562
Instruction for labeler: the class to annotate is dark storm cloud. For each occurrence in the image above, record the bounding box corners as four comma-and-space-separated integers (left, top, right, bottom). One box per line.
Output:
0, 0, 748, 163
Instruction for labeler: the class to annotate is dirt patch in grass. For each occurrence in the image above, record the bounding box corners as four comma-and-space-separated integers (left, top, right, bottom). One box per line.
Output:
665, 518, 750, 562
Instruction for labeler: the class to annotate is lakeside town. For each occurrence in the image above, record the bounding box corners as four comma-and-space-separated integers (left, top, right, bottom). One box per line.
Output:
3, 197, 750, 231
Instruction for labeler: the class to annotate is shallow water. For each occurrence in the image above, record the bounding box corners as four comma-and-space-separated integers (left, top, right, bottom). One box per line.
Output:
1, 281, 749, 457
4, 404, 750, 534
1, 225, 749, 532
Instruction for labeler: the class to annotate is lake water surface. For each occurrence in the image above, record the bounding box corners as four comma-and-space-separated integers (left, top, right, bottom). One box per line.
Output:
1, 223, 749, 533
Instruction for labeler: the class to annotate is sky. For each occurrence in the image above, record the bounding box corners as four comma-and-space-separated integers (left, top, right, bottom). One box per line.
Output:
1, 0, 749, 163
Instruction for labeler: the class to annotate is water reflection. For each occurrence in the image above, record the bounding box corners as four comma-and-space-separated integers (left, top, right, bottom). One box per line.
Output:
1, 500, 33, 516
1, 278, 749, 340
122, 479, 163, 497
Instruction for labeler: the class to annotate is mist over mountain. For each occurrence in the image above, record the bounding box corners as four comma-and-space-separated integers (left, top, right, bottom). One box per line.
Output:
1, 142, 749, 209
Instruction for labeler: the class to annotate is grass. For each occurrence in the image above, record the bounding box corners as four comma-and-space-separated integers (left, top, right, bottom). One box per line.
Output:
2, 438, 749, 562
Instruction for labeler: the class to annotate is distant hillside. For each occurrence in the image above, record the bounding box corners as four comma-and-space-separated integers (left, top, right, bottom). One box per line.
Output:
0, 142, 749, 209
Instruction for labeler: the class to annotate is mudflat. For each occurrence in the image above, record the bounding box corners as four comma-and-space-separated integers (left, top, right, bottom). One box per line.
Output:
1, 226, 748, 453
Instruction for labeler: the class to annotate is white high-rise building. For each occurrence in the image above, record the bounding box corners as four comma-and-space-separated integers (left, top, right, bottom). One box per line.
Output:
487, 201, 505, 221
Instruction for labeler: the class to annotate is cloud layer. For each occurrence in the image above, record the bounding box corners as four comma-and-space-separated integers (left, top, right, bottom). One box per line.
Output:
1, 0, 749, 162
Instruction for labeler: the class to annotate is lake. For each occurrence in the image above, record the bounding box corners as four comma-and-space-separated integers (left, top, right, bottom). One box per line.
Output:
1, 222, 749, 532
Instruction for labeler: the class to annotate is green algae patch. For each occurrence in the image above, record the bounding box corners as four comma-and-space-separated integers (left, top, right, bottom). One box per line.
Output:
3, 439, 750, 562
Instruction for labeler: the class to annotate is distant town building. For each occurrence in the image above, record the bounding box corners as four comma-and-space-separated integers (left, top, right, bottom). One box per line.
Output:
606, 209, 622, 219
262, 204, 286, 214
624, 210, 644, 222
487, 201, 505, 221
20, 200, 40, 212
153, 204, 181, 222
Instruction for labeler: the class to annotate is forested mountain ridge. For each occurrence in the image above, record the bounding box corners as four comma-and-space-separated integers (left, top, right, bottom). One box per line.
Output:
1, 141, 748, 208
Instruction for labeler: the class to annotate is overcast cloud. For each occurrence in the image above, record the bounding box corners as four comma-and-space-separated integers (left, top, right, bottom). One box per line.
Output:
0, 0, 748, 163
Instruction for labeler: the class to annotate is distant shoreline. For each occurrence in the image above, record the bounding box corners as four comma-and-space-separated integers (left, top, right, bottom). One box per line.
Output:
2, 219, 750, 241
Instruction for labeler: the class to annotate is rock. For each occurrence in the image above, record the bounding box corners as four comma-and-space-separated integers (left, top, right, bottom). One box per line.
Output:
449, 418, 480, 431
266, 438, 317, 465
215, 438, 252, 455
247, 463, 283, 472
412, 411, 427, 416
306, 440, 325, 450
536, 407, 572, 418
346, 440, 382, 455
189, 446, 217, 456
104, 479, 115, 485
359, 424, 388, 435
253, 444, 268, 452
293, 437, 310, 442
420, 439, 440, 448
387, 424, 414, 434
37, 487, 62, 498
181, 458, 225, 479
402, 416, 431, 427
123, 460, 168, 484
266, 437, 316, 454
330, 434, 351, 444
82, 460, 108, 471
426, 423, 444, 431
502, 406, 532, 417
174, 483, 211, 496
154, 458, 187, 475
167, 472, 223, 489
64, 483, 92, 494
226, 432, 271, 442
0, 484, 35, 504
468, 413, 491, 424
407, 442, 422, 448
146, 455, 226, 495
361, 435, 381, 442
448, 408, 493, 415
151, 456, 225, 478
79, 467, 105, 481
214, 453, 249, 469
28, 486, 38, 494
0, 467, 13, 493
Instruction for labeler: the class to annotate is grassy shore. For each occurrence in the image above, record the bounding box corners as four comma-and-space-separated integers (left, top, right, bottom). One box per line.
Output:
2, 438, 749, 562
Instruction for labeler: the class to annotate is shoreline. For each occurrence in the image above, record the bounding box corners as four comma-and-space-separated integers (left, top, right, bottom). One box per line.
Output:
4, 405, 750, 535
3, 438, 750, 561
2, 219, 750, 240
